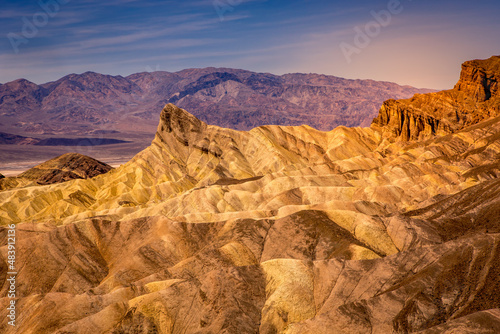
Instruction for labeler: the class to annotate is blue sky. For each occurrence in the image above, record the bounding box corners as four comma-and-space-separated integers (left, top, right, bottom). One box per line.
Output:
0, 0, 499, 89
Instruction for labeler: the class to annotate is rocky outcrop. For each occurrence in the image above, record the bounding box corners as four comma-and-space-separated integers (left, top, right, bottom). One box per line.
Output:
0, 153, 112, 190
372, 55, 500, 141
455, 56, 500, 101
19, 152, 113, 184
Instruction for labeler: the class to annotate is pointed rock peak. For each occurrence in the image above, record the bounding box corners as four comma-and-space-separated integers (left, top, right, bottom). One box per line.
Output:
155, 104, 208, 146
158, 104, 206, 135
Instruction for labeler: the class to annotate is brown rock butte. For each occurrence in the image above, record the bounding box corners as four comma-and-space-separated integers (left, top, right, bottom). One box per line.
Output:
0, 57, 500, 333
372, 55, 500, 141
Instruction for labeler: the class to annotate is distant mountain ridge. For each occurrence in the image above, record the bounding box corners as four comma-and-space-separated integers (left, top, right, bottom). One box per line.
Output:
0, 68, 434, 136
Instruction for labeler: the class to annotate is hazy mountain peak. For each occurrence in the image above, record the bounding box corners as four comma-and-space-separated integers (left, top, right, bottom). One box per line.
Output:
3, 78, 39, 89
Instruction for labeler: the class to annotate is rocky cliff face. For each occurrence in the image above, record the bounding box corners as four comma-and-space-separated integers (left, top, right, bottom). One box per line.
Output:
372, 55, 500, 141
455, 56, 500, 101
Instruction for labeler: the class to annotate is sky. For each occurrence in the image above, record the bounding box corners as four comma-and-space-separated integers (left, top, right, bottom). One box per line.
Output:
0, 0, 499, 89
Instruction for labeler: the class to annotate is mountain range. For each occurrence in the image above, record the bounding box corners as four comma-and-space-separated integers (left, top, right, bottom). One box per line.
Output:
0, 68, 433, 137
1, 56, 500, 333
